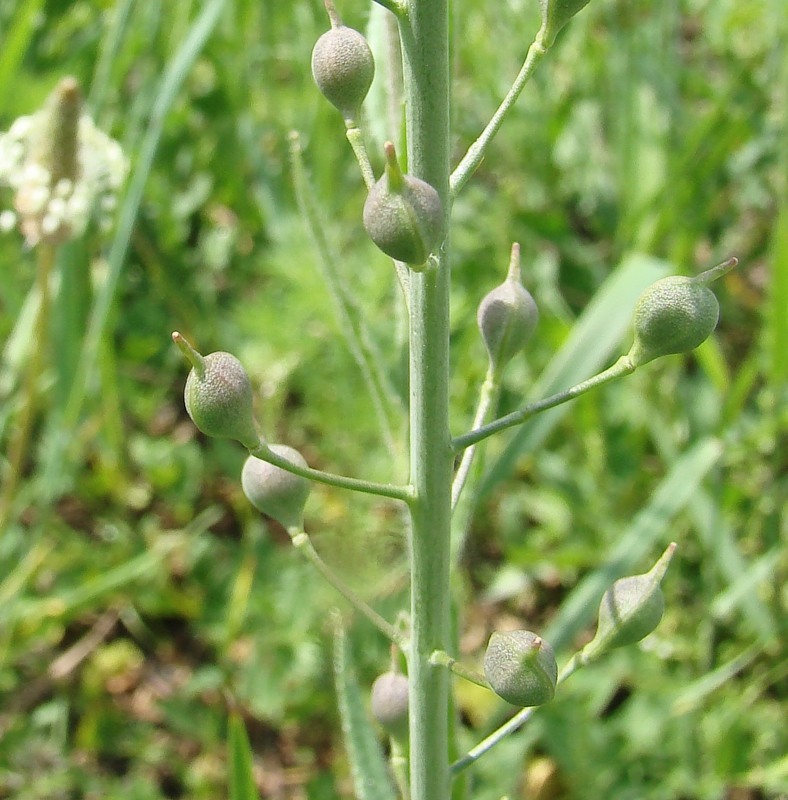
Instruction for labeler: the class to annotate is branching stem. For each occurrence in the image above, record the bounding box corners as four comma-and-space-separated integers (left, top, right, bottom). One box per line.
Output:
451, 368, 501, 509
453, 356, 637, 452
450, 38, 548, 198
249, 441, 413, 502
288, 528, 407, 648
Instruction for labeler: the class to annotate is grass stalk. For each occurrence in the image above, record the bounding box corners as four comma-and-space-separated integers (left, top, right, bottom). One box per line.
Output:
0, 244, 55, 532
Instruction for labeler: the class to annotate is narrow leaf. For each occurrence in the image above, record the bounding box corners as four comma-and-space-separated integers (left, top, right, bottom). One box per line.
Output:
228, 714, 260, 800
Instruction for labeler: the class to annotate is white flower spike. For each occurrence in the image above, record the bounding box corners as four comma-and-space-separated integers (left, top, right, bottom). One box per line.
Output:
0, 77, 127, 247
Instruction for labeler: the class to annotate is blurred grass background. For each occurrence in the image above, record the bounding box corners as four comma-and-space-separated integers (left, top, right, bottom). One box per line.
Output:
0, 0, 785, 798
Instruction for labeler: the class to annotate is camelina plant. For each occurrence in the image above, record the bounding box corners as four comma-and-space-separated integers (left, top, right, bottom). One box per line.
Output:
172, 0, 737, 797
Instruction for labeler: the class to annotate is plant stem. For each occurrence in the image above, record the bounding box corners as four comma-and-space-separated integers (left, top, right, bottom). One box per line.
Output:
452, 356, 636, 452
450, 38, 548, 198
430, 649, 491, 689
345, 126, 376, 188
288, 528, 407, 648
398, 1, 452, 798
451, 368, 501, 509
248, 441, 413, 502
0, 244, 55, 532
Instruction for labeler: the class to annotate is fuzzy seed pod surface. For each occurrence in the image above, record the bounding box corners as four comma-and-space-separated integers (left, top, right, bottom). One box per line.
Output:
478, 278, 538, 371
241, 445, 311, 529
370, 671, 409, 740
184, 351, 258, 449
588, 544, 676, 655
484, 630, 557, 707
311, 25, 374, 123
363, 172, 443, 266
628, 276, 719, 366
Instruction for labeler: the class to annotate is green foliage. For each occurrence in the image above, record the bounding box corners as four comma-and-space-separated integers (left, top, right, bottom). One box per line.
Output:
0, 0, 784, 797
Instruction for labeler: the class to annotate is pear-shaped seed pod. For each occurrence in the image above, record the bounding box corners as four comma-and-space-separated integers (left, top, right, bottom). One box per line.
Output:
311, 0, 374, 125
538, 0, 593, 48
370, 670, 409, 740
585, 543, 676, 658
477, 243, 538, 372
484, 630, 557, 707
363, 142, 444, 268
241, 445, 311, 529
173, 333, 259, 450
627, 258, 737, 367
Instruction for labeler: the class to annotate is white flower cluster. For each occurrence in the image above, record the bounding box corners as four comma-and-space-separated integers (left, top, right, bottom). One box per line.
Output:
0, 100, 127, 247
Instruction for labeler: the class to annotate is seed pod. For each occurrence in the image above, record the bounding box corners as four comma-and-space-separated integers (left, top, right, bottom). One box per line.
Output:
477, 243, 539, 372
484, 630, 557, 707
363, 142, 444, 268
173, 332, 259, 450
241, 445, 311, 529
585, 543, 676, 659
627, 258, 737, 367
311, 0, 375, 126
537, 0, 593, 48
370, 670, 409, 740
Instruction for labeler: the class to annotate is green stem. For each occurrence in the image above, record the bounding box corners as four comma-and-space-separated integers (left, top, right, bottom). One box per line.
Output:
399, 1, 452, 798
450, 38, 549, 198
248, 441, 413, 502
453, 356, 636, 452
451, 651, 588, 774
430, 649, 491, 690
345, 125, 376, 188
0, 244, 56, 532
372, 0, 407, 18
451, 368, 501, 510
288, 528, 407, 649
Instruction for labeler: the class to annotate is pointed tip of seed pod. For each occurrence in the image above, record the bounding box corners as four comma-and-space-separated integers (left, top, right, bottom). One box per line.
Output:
693, 256, 738, 285
648, 541, 678, 584
171, 331, 204, 373
383, 141, 404, 190
506, 242, 522, 282
324, 0, 342, 28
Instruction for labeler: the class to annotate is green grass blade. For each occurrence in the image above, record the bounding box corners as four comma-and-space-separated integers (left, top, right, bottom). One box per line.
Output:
478, 252, 670, 500
0, 0, 47, 112
333, 618, 398, 800
544, 436, 723, 651
40, 0, 227, 493
767, 204, 788, 384
228, 713, 260, 800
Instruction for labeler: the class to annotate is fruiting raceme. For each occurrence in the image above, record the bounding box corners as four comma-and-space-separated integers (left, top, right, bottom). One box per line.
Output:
477, 242, 539, 373
537, 0, 593, 48
370, 670, 409, 740
627, 258, 737, 367
241, 445, 311, 530
363, 141, 444, 268
172, 332, 259, 450
484, 630, 557, 707
585, 543, 677, 659
311, 0, 375, 126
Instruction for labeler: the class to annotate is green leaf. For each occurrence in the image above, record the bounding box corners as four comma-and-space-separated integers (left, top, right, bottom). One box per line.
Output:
333, 618, 398, 800
228, 713, 260, 800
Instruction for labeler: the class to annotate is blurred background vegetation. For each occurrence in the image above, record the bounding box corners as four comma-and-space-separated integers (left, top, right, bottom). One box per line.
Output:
0, 0, 785, 798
